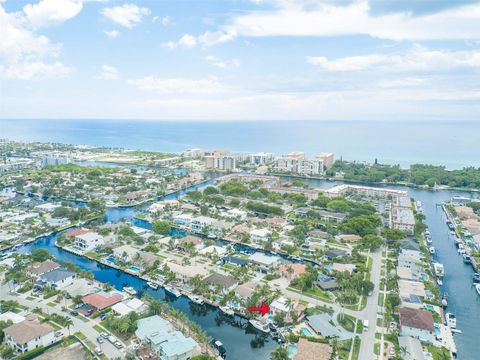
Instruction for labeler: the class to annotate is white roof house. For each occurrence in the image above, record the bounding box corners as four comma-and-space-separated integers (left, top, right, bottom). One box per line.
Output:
270, 297, 294, 314
249, 252, 280, 271
0, 312, 25, 324
112, 298, 147, 316
249, 228, 271, 242
73, 232, 104, 252
34, 203, 61, 212
199, 245, 227, 257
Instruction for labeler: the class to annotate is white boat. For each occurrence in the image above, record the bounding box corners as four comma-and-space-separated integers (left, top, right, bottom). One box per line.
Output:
147, 282, 159, 290
164, 286, 181, 298
475, 284, 480, 296
441, 298, 448, 307
123, 286, 137, 295
446, 313, 457, 328
429, 246, 436, 255
437, 278, 443, 286
188, 294, 204, 305
249, 319, 270, 333
426, 236, 433, 244
433, 263, 445, 278
219, 305, 234, 316
463, 254, 472, 264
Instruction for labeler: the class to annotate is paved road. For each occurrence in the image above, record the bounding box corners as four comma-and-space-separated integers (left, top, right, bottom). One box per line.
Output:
0, 283, 124, 359
358, 249, 383, 360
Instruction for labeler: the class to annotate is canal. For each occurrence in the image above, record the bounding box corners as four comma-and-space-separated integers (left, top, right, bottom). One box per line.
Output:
10, 175, 480, 360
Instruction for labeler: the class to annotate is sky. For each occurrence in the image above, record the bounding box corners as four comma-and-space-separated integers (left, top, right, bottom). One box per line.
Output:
1, 0, 480, 121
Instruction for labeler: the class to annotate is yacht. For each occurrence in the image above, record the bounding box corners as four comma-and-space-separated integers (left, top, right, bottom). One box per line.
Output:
441, 297, 448, 308
463, 254, 472, 264
211, 339, 226, 358
249, 319, 270, 333
446, 313, 457, 328
147, 282, 159, 290
219, 305, 234, 316
164, 286, 181, 298
436, 278, 443, 286
123, 286, 137, 295
188, 294, 204, 305
433, 263, 445, 278
426, 236, 433, 245
475, 284, 480, 296
429, 246, 436, 255
473, 273, 480, 283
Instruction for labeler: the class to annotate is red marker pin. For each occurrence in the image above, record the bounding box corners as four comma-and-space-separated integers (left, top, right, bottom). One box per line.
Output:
247, 302, 270, 316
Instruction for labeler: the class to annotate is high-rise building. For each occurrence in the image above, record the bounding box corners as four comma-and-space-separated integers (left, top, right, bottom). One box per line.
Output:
316, 152, 334, 169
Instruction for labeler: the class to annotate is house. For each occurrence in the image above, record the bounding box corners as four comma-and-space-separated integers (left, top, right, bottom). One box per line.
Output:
337, 234, 361, 242
279, 264, 307, 279
248, 252, 280, 272
294, 338, 333, 360
399, 307, 435, 344
112, 298, 147, 316
398, 336, 426, 360
199, 245, 227, 257
317, 278, 339, 291
135, 315, 201, 360
249, 228, 270, 243
270, 297, 294, 315
165, 262, 209, 282
173, 214, 192, 227
73, 232, 104, 252
203, 273, 238, 290
81, 292, 123, 315
39, 268, 75, 289
396, 266, 423, 281
331, 263, 356, 274
176, 235, 203, 251
306, 314, 343, 338
190, 216, 215, 233
27, 260, 59, 278
226, 208, 247, 220
4, 315, 56, 353
324, 249, 347, 260
0, 312, 25, 324
235, 282, 256, 301
222, 255, 249, 267
398, 249, 424, 268
34, 203, 61, 213
398, 280, 426, 300
63, 228, 94, 238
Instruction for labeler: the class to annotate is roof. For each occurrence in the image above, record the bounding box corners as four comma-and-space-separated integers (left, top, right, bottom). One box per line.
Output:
235, 282, 256, 298
40, 268, 75, 283
63, 229, 93, 238
0, 311, 25, 324
317, 279, 338, 290
325, 249, 347, 258
399, 307, 434, 331
249, 252, 280, 266
279, 263, 307, 276
112, 298, 146, 316
75, 232, 102, 241
306, 314, 342, 338
82, 293, 123, 310
136, 315, 173, 340
294, 338, 333, 360
338, 234, 361, 242
398, 280, 426, 298
398, 336, 426, 360
224, 255, 249, 266
28, 260, 59, 276
4, 318, 53, 344
204, 273, 237, 288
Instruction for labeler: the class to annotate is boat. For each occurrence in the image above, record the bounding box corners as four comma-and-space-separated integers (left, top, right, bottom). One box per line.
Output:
123, 286, 137, 295
211, 339, 226, 358
164, 286, 181, 298
147, 282, 159, 290
475, 284, 480, 296
441, 298, 448, 307
433, 263, 445, 278
463, 254, 472, 264
219, 305, 234, 316
437, 278, 443, 286
473, 273, 480, 283
429, 246, 436, 255
188, 294, 204, 305
446, 313, 457, 328
249, 319, 270, 333
426, 236, 433, 244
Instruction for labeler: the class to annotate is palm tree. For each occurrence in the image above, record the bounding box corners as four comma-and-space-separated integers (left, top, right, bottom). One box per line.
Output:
64, 317, 73, 336
270, 347, 289, 360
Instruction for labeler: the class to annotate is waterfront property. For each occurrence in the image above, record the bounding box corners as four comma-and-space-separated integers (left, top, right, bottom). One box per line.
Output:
4, 315, 56, 354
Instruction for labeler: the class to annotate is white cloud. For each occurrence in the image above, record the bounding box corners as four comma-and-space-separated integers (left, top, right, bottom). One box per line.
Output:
178, 34, 197, 48
97, 65, 119, 80
377, 77, 429, 88
0, 5, 72, 80
163, 30, 236, 49
205, 55, 240, 69
307, 45, 480, 72
104, 29, 119, 38
190, 0, 480, 46
127, 77, 225, 94
101, 3, 150, 28
23, 0, 83, 28
153, 15, 173, 26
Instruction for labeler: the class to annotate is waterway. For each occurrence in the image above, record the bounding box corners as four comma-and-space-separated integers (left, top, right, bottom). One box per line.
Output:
8, 176, 480, 359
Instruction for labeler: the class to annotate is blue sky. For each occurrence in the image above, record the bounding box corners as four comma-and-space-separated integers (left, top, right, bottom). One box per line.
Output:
1, 0, 480, 120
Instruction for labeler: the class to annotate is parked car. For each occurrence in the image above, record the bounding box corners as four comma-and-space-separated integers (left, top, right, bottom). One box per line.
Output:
108, 335, 117, 343
94, 347, 104, 356
101, 332, 109, 339
69, 310, 78, 316
97, 336, 104, 344
114, 341, 123, 349
54, 330, 63, 337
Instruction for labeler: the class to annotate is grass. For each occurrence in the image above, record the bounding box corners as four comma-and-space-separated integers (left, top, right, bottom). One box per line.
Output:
287, 286, 332, 302
378, 295, 384, 307
26, 296, 35, 301
375, 332, 382, 340
425, 344, 452, 360
93, 324, 108, 333
47, 302, 57, 307
337, 313, 357, 332
356, 320, 363, 334
374, 343, 380, 355
351, 336, 361, 360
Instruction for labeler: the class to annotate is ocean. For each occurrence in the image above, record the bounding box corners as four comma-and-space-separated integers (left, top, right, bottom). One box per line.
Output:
1, 119, 479, 169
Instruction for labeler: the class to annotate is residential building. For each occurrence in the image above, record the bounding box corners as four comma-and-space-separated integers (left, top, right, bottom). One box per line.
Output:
190, 216, 215, 233
294, 338, 333, 360
315, 153, 334, 169
136, 315, 201, 360
4, 316, 55, 353
249, 228, 271, 243
39, 268, 76, 289
397, 336, 426, 360
112, 298, 147, 316
274, 152, 324, 176
399, 307, 435, 344
81, 292, 123, 315
248, 252, 280, 272
73, 232, 104, 252
250, 152, 273, 165
204, 273, 238, 290
27, 260, 60, 278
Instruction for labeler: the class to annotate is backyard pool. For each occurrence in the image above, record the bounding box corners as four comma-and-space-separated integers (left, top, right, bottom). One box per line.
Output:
300, 327, 313, 336
128, 266, 141, 273
287, 344, 297, 358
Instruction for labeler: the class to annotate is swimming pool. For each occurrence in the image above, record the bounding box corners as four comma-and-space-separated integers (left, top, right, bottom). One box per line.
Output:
300, 327, 313, 336
106, 256, 116, 263
128, 266, 141, 273
288, 344, 297, 358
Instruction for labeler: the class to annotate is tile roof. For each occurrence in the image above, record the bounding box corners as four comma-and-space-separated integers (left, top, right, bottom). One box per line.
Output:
40, 268, 75, 283
399, 307, 434, 331
28, 260, 59, 276
294, 338, 333, 360
204, 273, 237, 288
82, 293, 123, 310
4, 318, 53, 344
63, 229, 93, 238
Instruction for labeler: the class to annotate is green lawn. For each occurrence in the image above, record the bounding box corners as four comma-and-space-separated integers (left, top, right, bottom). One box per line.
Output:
351, 336, 361, 360
337, 313, 357, 332
287, 286, 332, 302
374, 343, 380, 355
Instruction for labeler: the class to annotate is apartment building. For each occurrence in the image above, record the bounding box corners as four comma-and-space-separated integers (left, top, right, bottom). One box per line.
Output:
316, 152, 334, 169
274, 151, 324, 175
250, 152, 273, 165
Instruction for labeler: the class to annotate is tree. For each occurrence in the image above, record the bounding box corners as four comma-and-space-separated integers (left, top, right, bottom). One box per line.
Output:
362, 234, 383, 251
203, 186, 219, 195
31, 248, 51, 262
270, 347, 289, 360
152, 220, 171, 235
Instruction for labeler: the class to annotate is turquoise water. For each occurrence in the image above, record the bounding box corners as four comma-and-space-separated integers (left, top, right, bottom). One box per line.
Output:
288, 344, 297, 358
300, 327, 313, 336
128, 266, 141, 272
1, 119, 479, 168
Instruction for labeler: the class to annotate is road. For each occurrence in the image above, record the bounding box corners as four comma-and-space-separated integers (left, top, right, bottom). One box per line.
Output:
0, 283, 124, 359
357, 249, 383, 360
